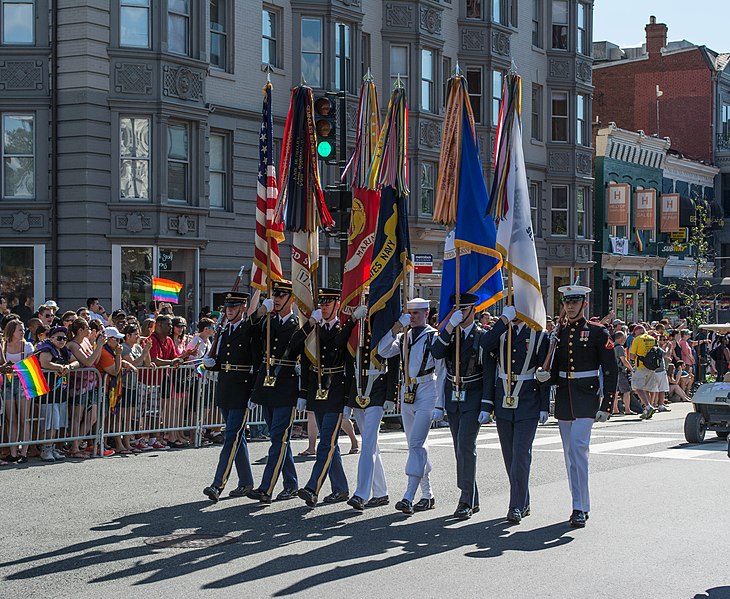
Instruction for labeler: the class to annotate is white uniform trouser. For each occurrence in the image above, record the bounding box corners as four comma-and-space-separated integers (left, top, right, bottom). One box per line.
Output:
558, 418, 593, 512
400, 380, 437, 502
352, 406, 387, 500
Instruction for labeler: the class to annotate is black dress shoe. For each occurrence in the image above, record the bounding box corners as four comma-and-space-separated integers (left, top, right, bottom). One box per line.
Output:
453, 502, 473, 520
569, 510, 587, 528
521, 505, 531, 518
297, 487, 318, 507
276, 487, 299, 501
472, 505, 480, 514
203, 486, 220, 503
323, 491, 349, 504
395, 499, 414, 515
347, 495, 366, 511
246, 488, 272, 504
413, 498, 436, 512
506, 508, 522, 523
365, 495, 390, 508
229, 485, 254, 498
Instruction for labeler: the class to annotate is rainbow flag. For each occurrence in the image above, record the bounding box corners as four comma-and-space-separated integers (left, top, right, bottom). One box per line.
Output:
152, 277, 183, 304
12, 355, 50, 399
635, 229, 644, 252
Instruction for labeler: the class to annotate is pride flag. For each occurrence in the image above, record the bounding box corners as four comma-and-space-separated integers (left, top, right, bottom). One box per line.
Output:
12, 355, 50, 399
152, 277, 183, 304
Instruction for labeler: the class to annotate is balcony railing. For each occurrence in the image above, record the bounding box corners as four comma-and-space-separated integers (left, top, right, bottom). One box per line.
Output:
717, 133, 730, 152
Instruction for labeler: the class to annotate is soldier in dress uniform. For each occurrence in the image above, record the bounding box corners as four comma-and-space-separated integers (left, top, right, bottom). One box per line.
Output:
296, 288, 366, 507
378, 298, 442, 515
431, 296, 515, 519
483, 311, 550, 523
346, 315, 399, 512
201, 291, 259, 502
537, 285, 615, 528
246, 280, 307, 504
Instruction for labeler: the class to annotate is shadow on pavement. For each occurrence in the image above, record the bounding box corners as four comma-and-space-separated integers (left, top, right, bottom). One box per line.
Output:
1, 498, 574, 594
693, 588, 730, 599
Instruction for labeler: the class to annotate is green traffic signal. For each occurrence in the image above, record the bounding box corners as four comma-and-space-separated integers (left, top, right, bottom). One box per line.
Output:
317, 140, 334, 159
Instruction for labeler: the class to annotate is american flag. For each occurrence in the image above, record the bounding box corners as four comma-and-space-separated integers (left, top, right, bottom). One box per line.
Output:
251, 82, 284, 291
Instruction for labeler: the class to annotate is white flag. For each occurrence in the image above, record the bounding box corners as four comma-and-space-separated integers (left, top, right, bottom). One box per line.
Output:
291, 231, 319, 365
495, 117, 547, 330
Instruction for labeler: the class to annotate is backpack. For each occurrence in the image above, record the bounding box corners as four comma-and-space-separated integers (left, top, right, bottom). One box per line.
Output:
641, 345, 664, 371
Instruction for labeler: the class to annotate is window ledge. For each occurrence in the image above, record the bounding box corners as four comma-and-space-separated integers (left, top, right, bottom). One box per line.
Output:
530, 139, 545, 147
531, 45, 546, 55
262, 64, 285, 76
208, 209, 236, 220
210, 69, 235, 81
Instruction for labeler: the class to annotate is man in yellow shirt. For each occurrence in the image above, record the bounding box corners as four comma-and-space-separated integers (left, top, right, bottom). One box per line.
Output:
628, 325, 657, 420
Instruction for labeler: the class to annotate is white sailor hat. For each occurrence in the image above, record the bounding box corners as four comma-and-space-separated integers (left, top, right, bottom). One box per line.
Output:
406, 297, 430, 310
558, 285, 591, 300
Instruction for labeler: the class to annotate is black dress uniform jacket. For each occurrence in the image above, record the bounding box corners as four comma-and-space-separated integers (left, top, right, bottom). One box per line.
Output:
550, 318, 617, 420
250, 312, 307, 408
484, 323, 550, 422
299, 318, 356, 413
208, 318, 259, 409
431, 323, 494, 413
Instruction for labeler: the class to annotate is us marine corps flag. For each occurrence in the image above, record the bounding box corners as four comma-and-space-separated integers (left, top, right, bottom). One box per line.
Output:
366, 82, 411, 368
340, 72, 381, 357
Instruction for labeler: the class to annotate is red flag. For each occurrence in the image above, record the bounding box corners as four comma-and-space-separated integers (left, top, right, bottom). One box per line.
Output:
251, 82, 284, 291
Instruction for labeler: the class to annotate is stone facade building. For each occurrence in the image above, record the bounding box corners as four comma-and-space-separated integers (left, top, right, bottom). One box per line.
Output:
0, 0, 595, 319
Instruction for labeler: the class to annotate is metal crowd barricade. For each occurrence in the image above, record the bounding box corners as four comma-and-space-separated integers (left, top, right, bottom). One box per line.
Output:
0, 367, 104, 456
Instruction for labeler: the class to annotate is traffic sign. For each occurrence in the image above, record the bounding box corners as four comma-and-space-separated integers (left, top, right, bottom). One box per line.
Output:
413, 253, 433, 274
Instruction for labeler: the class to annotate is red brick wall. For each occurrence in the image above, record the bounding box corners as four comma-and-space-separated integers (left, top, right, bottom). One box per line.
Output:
593, 49, 713, 161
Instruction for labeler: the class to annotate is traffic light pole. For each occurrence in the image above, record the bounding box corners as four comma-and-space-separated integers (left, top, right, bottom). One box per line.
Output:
337, 22, 349, 284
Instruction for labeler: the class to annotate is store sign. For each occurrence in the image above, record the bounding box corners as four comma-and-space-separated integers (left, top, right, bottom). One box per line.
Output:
719, 300, 730, 310
607, 184, 630, 227
670, 229, 687, 241
660, 193, 680, 232
615, 272, 642, 289
159, 251, 173, 271
635, 189, 656, 231
413, 253, 433, 274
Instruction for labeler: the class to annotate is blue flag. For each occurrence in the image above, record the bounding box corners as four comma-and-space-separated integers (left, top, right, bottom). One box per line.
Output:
438, 105, 504, 326
367, 185, 411, 366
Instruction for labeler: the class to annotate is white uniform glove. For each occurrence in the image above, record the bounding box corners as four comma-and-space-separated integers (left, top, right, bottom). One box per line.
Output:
535, 368, 551, 383
202, 357, 216, 369
310, 309, 323, 323
595, 410, 609, 423
502, 305, 517, 322
343, 406, 353, 419
248, 400, 255, 410
449, 310, 463, 327
398, 313, 411, 328
478, 411, 493, 425
262, 298, 274, 313
296, 397, 307, 412
384, 400, 395, 412
431, 408, 444, 423
352, 305, 368, 320
539, 411, 549, 425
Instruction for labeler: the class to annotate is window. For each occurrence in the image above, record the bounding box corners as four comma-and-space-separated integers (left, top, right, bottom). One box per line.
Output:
301, 17, 322, 87
551, 91, 568, 142
466, 68, 482, 124
1, 0, 33, 44
390, 44, 408, 89
2, 114, 34, 199
492, 70, 503, 127
577, 187, 586, 237
576, 94, 587, 145
552, 0, 568, 50
421, 163, 434, 215
551, 185, 568, 235
492, 0, 508, 25
529, 181, 540, 235
120, 0, 149, 48
262, 8, 279, 68
210, 0, 228, 70
167, 123, 189, 202
531, 0, 542, 47
335, 23, 352, 92
168, 0, 189, 55
721, 103, 730, 142
120, 117, 150, 201
421, 49, 434, 112
361, 33, 370, 82
577, 3, 588, 55
466, 0, 482, 19
442, 56, 451, 108
531, 84, 542, 141
209, 133, 227, 210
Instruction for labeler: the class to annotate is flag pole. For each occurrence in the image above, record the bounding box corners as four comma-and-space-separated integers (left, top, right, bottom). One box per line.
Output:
455, 250, 461, 391
265, 224, 273, 384
356, 290, 365, 399
402, 252, 410, 392
314, 236, 324, 398
506, 269, 513, 400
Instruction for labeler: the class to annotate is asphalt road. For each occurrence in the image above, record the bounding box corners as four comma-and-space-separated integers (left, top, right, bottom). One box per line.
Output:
1, 403, 729, 599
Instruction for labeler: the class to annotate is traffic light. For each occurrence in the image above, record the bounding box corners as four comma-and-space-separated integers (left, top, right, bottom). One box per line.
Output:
314, 92, 338, 164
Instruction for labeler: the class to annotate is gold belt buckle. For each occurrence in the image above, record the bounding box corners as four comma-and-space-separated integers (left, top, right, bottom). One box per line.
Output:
355, 395, 370, 408
503, 395, 517, 409
568, 372, 575, 379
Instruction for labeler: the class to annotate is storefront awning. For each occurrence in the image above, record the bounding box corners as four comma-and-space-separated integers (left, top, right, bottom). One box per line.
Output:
601, 254, 667, 270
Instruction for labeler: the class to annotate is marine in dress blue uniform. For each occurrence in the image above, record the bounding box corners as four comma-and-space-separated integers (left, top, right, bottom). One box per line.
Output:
297, 288, 361, 507
202, 291, 259, 502
546, 285, 616, 528
483, 313, 550, 523
247, 280, 308, 504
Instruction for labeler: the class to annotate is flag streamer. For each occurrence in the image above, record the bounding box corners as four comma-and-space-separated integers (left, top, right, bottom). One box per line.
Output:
366, 86, 409, 196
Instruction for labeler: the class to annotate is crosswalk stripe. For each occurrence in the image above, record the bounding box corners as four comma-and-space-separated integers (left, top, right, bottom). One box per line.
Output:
589, 438, 668, 453
641, 447, 729, 461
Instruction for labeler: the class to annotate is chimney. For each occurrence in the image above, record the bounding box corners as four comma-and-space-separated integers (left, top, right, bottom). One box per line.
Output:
645, 16, 667, 59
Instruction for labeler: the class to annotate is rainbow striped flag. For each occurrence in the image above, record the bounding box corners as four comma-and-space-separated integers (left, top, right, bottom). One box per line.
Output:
635, 229, 644, 252
152, 277, 183, 304
12, 355, 50, 399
